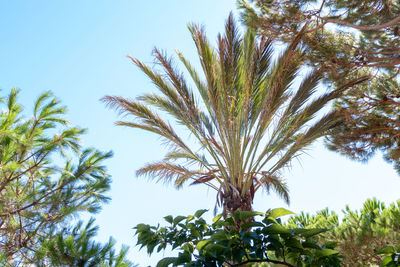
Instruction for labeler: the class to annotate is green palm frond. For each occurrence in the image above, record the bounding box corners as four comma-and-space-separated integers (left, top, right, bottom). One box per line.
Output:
104, 13, 367, 211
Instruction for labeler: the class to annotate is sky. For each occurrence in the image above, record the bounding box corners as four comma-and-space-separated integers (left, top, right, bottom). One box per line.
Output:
1, 1, 400, 266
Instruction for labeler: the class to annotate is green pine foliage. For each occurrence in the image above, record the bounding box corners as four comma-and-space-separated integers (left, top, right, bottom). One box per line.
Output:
327, 75, 400, 173
239, 0, 400, 74
0, 89, 113, 264
286, 198, 400, 266
34, 218, 133, 267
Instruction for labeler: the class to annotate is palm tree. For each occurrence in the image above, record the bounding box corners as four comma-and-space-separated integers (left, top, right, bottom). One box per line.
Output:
103, 14, 367, 215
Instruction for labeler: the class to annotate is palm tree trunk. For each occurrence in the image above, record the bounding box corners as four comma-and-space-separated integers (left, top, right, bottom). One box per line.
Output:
222, 190, 253, 217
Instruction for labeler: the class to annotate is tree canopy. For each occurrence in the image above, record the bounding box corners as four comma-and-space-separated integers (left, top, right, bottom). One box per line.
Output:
34, 218, 133, 267
287, 198, 400, 266
326, 76, 400, 173
240, 0, 400, 74
0, 89, 114, 265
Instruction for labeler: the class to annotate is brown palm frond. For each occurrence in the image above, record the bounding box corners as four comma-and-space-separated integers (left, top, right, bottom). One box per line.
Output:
137, 161, 200, 187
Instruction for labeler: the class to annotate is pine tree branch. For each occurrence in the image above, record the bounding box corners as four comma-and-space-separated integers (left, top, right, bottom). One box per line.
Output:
322, 15, 400, 31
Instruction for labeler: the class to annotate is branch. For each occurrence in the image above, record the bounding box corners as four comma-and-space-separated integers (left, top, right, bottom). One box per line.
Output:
323, 15, 400, 31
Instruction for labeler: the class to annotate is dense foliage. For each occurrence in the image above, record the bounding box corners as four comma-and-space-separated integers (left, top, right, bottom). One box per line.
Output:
326, 75, 400, 173
377, 245, 400, 267
135, 209, 342, 266
0, 89, 130, 265
2, 2, 400, 266
287, 198, 400, 266
34, 218, 133, 267
240, 0, 400, 72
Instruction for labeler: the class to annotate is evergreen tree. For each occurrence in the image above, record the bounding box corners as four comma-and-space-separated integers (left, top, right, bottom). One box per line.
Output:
34, 218, 133, 267
239, 0, 400, 75
287, 198, 400, 266
0, 89, 112, 265
327, 75, 400, 173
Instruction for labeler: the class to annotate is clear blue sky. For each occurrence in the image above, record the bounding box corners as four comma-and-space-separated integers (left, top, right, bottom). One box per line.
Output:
1, 1, 399, 266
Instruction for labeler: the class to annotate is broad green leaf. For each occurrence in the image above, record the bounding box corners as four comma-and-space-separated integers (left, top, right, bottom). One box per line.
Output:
315, 248, 339, 257
164, 215, 173, 224
156, 257, 178, 267
377, 246, 396, 255
213, 214, 223, 223
381, 255, 393, 266
211, 230, 227, 240
135, 224, 150, 232
196, 240, 211, 250
301, 241, 319, 249
265, 223, 290, 234
203, 244, 226, 258
173, 216, 186, 225
176, 251, 191, 264
285, 238, 303, 249
268, 208, 294, 219
239, 211, 264, 221
186, 215, 194, 222
194, 209, 208, 218
240, 221, 264, 230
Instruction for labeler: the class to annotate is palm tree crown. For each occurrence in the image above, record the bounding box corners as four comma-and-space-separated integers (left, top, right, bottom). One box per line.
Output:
104, 14, 366, 214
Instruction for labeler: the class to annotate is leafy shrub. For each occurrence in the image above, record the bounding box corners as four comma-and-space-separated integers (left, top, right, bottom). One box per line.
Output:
135, 209, 342, 266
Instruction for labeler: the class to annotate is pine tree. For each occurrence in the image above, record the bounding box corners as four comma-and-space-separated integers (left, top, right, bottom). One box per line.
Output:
34, 218, 133, 267
327, 75, 400, 173
239, 0, 400, 75
0, 89, 112, 265
287, 198, 400, 266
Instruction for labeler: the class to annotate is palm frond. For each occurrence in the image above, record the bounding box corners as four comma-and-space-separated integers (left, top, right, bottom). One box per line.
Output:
104, 14, 367, 212
137, 161, 199, 187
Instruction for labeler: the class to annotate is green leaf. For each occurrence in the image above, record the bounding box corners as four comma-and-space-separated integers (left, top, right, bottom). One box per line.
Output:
377, 246, 396, 255
239, 211, 264, 221
194, 209, 208, 218
285, 238, 303, 249
186, 215, 194, 222
196, 240, 211, 250
164, 215, 173, 224
211, 230, 227, 241
173, 216, 186, 225
213, 214, 223, 223
268, 208, 294, 219
265, 223, 290, 234
203, 244, 226, 258
381, 255, 393, 266
176, 251, 191, 264
156, 257, 178, 267
240, 221, 264, 230
315, 248, 339, 257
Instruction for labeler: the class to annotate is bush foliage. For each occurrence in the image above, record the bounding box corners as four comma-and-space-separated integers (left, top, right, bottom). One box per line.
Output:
135, 209, 342, 266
